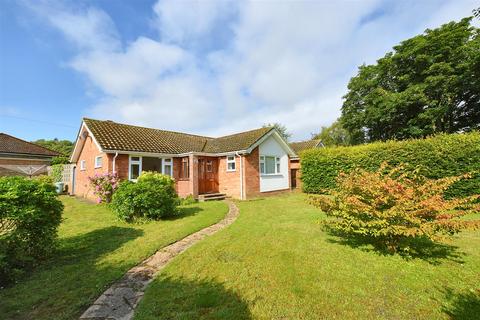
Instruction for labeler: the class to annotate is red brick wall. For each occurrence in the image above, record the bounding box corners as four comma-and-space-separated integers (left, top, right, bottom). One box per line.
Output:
217, 155, 241, 198
244, 147, 260, 198
109, 154, 129, 180
173, 156, 193, 197
74, 131, 108, 200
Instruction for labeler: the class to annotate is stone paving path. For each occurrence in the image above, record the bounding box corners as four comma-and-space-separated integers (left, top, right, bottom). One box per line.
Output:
80, 200, 239, 320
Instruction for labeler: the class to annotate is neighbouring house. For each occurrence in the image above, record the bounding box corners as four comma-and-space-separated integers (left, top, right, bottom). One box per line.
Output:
0, 133, 60, 177
289, 139, 323, 189
70, 118, 297, 200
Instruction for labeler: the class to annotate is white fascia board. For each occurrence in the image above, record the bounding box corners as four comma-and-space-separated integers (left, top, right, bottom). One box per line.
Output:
246, 129, 297, 156
70, 121, 104, 163
83, 122, 103, 152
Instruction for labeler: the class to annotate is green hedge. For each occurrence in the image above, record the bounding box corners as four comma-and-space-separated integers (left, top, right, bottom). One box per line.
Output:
301, 131, 480, 198
0, 176, 63, 285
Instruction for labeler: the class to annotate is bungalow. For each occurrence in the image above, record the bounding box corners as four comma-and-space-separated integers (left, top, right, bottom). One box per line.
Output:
289, 139, 323, 189
70, 118, 297, 200
0, 133, 60, 177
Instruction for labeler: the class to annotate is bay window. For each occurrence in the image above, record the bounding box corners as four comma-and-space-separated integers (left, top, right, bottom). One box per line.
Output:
260, 155, 281, 175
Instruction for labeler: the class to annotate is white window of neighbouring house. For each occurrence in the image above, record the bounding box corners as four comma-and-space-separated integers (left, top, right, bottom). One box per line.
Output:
129, 156, 141, 181
163, 158, 172, 176
227, 156, 236, 171
80, 160, 86, 171
95, 156, 103, 168
260, 155, 280, 175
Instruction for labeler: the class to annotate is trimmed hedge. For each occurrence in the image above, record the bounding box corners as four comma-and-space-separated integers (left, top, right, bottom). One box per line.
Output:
301, 131, 480, 198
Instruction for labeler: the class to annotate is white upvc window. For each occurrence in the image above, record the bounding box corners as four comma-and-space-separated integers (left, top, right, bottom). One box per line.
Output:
226, 155, 236, 171
129, 156, 142, 181
80, 160, 86, 171
95, 156, 103, 168
163, 158, 172, 176
260, 155, 281, 175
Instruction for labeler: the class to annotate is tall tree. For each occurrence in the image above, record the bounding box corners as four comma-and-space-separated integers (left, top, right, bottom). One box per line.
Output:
341, 17, 480, 144
312, 120, 350, 147
263, 123, 292, 141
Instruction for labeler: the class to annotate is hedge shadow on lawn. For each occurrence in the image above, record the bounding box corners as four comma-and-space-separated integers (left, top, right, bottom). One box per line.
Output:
0, 226, 144, 319
324, 228, 464, 265
135, 277, 252, 319
58, 226, 144, 262
163, 206, 205, 221
440, 287, 480, 320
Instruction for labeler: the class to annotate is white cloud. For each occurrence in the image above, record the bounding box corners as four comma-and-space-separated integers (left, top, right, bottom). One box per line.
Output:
153, 0, 237, 45
71, 37, 193, 97
22, 0, 480, 140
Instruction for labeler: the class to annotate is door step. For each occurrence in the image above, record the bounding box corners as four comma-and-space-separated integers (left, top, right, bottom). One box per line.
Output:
198, 193, 226, 202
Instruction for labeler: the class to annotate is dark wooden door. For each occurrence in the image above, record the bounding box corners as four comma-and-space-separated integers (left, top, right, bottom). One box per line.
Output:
198, 157, 219, 194
291, 169, 297, 189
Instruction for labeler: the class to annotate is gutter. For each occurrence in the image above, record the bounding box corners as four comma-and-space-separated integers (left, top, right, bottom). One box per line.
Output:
102, 149, 250, 158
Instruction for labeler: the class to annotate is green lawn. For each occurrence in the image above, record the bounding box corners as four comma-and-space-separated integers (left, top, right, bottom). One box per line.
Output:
0, 196, 228, 320
135, 193, 480, 320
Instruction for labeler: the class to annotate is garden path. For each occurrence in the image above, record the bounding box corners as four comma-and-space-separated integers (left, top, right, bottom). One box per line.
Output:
80, 200, 239, 320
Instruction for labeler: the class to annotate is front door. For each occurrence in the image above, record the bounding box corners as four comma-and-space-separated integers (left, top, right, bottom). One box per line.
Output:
198, 157, 219, 194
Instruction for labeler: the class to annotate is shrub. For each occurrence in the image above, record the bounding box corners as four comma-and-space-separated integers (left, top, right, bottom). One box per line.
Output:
0, 176, 63, 285
180, 195, 197, 206
309, 164, 480, 253
88, 172, 119, 203
301, 131, 480, 198
50, 164, 64, 183
110, 172, 179, 221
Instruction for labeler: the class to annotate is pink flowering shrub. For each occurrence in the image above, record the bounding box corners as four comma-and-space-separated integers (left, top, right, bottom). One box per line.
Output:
88, 173, 119, 203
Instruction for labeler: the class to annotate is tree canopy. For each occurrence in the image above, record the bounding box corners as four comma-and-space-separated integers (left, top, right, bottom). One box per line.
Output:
341, 17, 480, 144
32, 138, 74, 156
263, 123, 292, 141
312, 120, 350, 147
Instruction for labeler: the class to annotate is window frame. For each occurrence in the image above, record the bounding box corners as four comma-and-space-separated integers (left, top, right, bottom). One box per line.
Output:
80, 160, 86, 171
128, 156, 142, 181
162, 158, 173, 177
180, 157, 190, 180
259, 155, 281, 175
94, 155, 103, 168
226, 155, 236, 172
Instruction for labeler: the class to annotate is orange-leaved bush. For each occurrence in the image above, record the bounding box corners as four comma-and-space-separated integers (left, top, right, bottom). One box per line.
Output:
309, 164, 480, 252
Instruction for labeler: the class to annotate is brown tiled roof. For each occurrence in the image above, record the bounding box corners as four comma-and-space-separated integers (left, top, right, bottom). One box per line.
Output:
0, 133, 60, 156
203, 127, 273, 153
289, 139, 322, 154
83, 118, 273, 154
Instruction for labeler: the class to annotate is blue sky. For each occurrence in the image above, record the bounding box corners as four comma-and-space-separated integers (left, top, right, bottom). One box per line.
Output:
0, 0, 477, 142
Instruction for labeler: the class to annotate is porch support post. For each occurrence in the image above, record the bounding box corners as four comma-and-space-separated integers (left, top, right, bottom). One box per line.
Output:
189, 154, 199, 198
